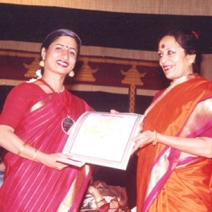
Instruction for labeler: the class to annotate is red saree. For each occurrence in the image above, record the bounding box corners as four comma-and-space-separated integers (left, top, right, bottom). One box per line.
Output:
0, 83, 93, 212
136, 75, 212, 212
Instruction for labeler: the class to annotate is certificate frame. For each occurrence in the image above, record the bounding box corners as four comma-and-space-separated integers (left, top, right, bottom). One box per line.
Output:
60, 111, 144, 170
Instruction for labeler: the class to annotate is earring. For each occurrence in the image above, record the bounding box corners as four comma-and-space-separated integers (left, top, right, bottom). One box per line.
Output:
69, 70, 75, 77
39, 60, 45, 67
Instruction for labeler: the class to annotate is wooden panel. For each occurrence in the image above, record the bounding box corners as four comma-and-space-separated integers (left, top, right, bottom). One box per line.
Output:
0, 0, 211, 16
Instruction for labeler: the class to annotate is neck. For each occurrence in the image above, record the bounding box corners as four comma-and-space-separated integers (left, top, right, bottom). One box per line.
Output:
171, 73, 196, 86
40, 78, 65, 93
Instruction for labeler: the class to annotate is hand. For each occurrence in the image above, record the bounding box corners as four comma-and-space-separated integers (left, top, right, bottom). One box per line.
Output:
39, 152, 71, 170
131, 130, 154, 155
88, 185, 101, 197
139, 122, 144, 132
87, 185, 106, 207
110, 109, 119, 114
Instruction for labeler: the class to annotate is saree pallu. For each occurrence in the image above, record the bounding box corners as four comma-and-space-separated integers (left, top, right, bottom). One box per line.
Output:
136, 76, 212, 212
0, 90, 92, 212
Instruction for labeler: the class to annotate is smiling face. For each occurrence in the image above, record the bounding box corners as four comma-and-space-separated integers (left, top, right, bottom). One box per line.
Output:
158, 35, 195, 81
41, 36, 78, 76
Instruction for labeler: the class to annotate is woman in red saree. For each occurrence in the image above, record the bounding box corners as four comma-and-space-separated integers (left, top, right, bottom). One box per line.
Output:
0, 29, 93, 211
132, 27, 212, 211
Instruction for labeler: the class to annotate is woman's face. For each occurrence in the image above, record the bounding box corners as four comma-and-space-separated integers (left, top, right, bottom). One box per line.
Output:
158, 35, 194, 80
41, 36, 78, 76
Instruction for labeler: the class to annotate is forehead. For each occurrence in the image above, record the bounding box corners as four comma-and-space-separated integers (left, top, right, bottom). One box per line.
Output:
51, 36, 77, 49
158, 35, 181, 50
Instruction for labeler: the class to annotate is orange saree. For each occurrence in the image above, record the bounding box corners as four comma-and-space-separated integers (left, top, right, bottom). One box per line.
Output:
136, 75, 212, 212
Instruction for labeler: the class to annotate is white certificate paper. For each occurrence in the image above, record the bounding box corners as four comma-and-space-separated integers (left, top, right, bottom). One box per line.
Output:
59, 111, 144, 170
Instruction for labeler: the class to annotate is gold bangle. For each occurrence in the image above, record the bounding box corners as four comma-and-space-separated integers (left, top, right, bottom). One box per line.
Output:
17, 142, 27, 156
153, 130, 157, 146
32, 149, 38, 161
95, 196, 104, 204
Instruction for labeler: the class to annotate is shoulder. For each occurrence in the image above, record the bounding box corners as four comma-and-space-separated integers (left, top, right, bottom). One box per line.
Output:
65, 90, 93, 111
4, 82, 45, 110
12, 82, 42, 92
0, 82, 45, 129
190, 75, 212, 87
192, 77, 212, 93
9, 82, 45, 99
65, 90, 86, 103
152, 89, 165, 102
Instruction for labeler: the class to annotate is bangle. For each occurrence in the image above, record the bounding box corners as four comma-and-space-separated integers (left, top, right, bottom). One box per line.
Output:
153, 130, 157, 146
95, 196, 104, 204
17, 142, 27, 156
32, 149, 38, 161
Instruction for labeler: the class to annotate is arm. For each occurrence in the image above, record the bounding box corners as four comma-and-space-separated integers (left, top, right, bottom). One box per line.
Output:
0, 84, 70, 170
132, 130, 212, 158
87, 185, 107, 208
0, 125, 70, 170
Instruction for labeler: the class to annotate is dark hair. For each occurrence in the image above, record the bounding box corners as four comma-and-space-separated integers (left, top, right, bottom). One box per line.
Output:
39, 29, 82, 74
40, 28, 82, 58
159, 27, 201, 73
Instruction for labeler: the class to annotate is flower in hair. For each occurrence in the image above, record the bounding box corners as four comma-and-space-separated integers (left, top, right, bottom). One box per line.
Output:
27, 69, 42, 83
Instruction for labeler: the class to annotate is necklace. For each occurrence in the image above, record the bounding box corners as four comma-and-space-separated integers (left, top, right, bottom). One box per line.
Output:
39, 78, 65, 93
39, 78, 75, 134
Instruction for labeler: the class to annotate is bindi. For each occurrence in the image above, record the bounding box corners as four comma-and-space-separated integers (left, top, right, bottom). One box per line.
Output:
161, 44, 165, 48
65, 45, 69, 49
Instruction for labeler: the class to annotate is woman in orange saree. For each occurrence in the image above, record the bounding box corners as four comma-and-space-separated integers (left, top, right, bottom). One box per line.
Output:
132, 27, 212, 212
0, 29, 93, 211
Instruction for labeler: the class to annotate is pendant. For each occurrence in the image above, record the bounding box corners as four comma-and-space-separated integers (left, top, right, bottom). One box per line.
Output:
62, 117, 75, 134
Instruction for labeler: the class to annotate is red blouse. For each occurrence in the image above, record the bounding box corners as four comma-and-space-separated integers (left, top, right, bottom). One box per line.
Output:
0, 82, 46, 129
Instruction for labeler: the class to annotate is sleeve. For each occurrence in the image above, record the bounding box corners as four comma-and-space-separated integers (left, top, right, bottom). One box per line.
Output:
0, 83, 43, 129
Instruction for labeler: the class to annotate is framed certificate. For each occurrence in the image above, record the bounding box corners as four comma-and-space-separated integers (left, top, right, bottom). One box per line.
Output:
58, 111, 144, 170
